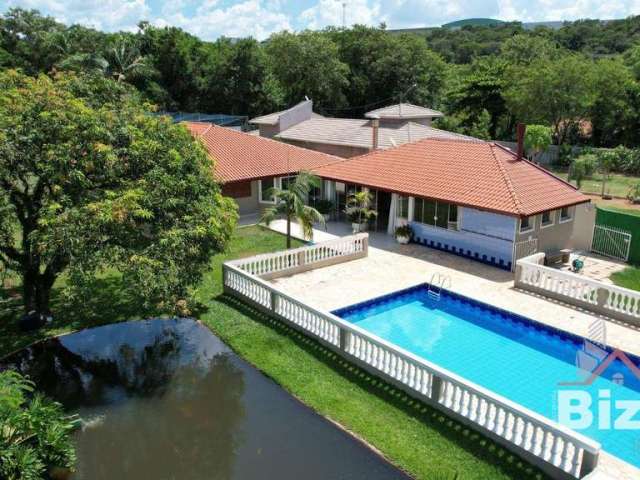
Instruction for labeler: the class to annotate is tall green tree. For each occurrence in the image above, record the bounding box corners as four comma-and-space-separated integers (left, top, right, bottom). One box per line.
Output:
504, 55, 596, 144
260, 171, 324, 248
524, 125, 552, 163
266, 31, 349, 111
0, 71, 237, 315
444, 57, 509, 138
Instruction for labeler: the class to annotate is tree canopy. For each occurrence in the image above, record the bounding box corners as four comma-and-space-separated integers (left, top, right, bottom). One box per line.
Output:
0, 70, 237, 315
2, 8, 640, 147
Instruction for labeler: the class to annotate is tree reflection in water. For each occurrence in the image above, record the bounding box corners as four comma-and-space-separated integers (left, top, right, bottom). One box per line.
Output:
2, 318, 409, 480
3, 319, 245, 480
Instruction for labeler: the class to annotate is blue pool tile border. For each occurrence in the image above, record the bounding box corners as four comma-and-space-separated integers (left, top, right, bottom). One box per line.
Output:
332, 282, 640, 367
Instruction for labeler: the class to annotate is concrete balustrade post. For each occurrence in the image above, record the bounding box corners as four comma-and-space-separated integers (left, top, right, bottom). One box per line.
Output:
430, 374, 443, 402
339, 327, 350, 351
270, 290, 278, 312
297, 250, 306, 268
579, 449, 599, 478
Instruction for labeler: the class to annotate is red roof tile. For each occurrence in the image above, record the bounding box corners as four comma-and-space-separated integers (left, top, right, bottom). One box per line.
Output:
184, 122, 341, 183
313, 139, 589, 217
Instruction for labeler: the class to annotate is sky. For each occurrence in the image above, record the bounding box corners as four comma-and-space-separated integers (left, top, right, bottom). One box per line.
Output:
3, 0, 640, 40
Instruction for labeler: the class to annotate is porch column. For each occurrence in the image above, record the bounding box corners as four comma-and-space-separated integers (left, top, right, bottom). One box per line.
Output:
323, 180, 334, 201
387, 193, 398, 235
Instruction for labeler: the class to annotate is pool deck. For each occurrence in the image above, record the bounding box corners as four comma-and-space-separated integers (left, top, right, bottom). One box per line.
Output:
263, 219, 640, 480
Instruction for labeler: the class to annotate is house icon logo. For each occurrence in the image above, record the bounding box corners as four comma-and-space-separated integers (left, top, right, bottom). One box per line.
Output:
558, 319, 640, 386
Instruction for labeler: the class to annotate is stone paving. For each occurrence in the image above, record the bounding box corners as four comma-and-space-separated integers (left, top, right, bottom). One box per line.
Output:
263, 219, 640, 479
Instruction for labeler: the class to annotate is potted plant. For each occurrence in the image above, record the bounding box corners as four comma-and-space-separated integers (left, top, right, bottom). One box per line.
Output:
395, 224, 412, 244
345, 191, 377, 233
315, 199, 334, 222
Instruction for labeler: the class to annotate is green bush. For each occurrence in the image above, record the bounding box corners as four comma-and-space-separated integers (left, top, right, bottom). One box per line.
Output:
609, 145, 640, 175
569, 154, 598, 188
628, 183, 640, 203
0, 371, 77, 480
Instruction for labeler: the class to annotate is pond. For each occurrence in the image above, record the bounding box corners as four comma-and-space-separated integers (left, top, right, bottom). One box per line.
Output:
2, 318, 410, 480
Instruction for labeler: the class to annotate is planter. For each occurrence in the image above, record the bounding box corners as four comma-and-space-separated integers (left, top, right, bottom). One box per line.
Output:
396, 235, 410, 245
352, 222, 368, 233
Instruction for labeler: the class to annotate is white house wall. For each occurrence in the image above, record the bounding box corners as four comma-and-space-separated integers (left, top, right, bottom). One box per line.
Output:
409, 206, 516, 270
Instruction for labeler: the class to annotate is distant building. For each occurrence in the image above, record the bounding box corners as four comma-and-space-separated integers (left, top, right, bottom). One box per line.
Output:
250, 100, 478, 158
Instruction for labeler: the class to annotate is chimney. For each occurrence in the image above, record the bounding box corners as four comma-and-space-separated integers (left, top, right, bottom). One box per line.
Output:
371, 118, 379, 150
516, 123, 526, 159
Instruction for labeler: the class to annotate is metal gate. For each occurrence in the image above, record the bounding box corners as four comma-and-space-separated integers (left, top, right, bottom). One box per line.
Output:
512, 237, 538, 270
591, 225, 632, 261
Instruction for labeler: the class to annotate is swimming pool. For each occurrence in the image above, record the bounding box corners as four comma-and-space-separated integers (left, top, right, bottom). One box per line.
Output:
334, 284, 640, 468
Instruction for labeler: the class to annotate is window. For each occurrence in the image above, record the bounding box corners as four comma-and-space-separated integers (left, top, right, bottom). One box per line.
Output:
541, 210, 554, 228
260, 178, 275, 203
520, 216, 533, 232
448, 204, 458, 229
398, 196, 409, 218
414, 198, 458, 230
280, 175, 297, 191
560, 206, 573, 223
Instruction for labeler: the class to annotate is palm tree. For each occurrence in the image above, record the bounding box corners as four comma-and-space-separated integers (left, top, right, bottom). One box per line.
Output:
107, 36, 149, 83
260, 171, 325, 248
345, 190, 377, 231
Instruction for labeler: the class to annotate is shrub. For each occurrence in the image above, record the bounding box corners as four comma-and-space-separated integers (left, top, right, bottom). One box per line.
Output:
395, 225, 412, 237
610, 145, 640, 175
569, 154, 598, 188
315, 199, 334, 215
628, 183, 640, 203
0, 370, 77, 480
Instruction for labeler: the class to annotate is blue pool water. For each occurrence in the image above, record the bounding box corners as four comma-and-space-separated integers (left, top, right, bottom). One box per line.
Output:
334, 285, 640, 468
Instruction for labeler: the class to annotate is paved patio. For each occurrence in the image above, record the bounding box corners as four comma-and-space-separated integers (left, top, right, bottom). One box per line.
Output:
555, 252, 627, 284
261, 219, 640, 479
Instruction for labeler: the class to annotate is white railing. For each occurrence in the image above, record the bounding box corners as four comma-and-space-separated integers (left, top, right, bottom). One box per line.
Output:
516, 253, 640, 325
223, 259, 601, 479
228, 233, 368, 279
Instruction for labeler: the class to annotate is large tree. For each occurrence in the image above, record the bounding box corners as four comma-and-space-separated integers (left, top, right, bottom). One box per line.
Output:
0, 71, 237, 315
504, 55, 596, 144
266, 31, 349, 111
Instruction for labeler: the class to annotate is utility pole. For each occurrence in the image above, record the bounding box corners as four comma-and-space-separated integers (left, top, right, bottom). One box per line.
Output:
341, 2, 347, 28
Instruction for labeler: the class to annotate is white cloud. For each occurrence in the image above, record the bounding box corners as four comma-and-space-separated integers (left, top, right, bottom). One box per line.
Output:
299, 0, 382, 29
159, 0, 292, 39
4, 0, 151, 31
3, 0, 640, 38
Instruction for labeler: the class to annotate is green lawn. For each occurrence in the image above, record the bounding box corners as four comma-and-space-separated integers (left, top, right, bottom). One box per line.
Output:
549, 168, 640, 198
1, 226, 545, 480
611, 266, 640, 291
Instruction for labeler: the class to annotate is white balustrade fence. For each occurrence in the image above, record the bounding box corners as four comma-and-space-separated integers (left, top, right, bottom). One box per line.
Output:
223, 243, 601, 479
228, 233, 368, 279
516, 253, 640, 326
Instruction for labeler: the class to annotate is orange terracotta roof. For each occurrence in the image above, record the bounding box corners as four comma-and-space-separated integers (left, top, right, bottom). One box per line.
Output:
184, 122, 342, 183
313, 139, 589, 217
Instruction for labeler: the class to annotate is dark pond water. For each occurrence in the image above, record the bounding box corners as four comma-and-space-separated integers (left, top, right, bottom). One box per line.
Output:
2, 318, 410, 480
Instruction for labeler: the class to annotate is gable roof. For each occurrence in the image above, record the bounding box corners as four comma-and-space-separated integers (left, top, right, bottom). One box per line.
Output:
312, 139, 589, 217
276, 117, 480, 150
184, 122, 341, 183
365, 103, 444, 119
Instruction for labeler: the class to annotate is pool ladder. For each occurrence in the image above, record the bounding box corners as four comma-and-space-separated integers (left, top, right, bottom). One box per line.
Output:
428, 272, 452, 301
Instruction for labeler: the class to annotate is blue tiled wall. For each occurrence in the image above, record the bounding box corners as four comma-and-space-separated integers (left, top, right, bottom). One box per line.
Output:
409, 207, 516, 270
